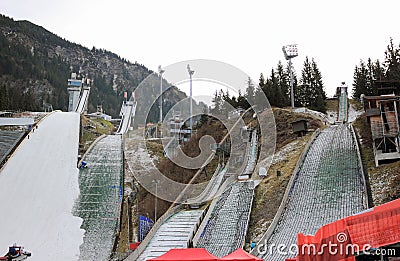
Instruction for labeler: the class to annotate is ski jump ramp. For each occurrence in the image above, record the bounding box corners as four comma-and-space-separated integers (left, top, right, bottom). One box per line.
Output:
76, 88, 90, 114
255, 125, 367, 260
0, 112, 84, 261
116, 101, 136, 135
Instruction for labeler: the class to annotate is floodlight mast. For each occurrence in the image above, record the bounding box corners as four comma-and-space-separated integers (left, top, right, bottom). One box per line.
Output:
152, 179, 159, 221
187, 64, 195, 133
158, 65, 165, 124
158, 65, 165, 138
282, 44, 298, 109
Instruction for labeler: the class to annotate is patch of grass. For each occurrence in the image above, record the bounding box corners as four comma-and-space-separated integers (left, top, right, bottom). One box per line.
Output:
349, 99, 363, 111
326, 99, 338, 112
272, 108, 324, 149
369, 161, 400, 205
352, 113, 374, 168
79, 115, 115, 155
146, 140, 164, 163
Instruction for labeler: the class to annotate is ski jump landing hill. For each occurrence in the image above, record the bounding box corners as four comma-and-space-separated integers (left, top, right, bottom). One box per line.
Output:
0, 112, 84, 261
253, 97, 367, 260
0, 85, 132, 260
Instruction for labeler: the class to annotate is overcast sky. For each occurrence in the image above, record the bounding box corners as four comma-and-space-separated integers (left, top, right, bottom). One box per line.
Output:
1, 0, 400, 98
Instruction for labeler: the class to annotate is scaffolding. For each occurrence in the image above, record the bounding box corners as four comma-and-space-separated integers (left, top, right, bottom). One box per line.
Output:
363, 94, 400, 166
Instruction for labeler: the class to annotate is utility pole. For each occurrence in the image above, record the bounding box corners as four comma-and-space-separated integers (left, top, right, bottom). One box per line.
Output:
158, 65, 165, 138
187, 64, 195, 133
152, 179, 159, 222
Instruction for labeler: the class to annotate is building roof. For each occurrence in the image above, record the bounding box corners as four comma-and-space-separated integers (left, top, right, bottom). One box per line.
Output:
363, 94, 400, 100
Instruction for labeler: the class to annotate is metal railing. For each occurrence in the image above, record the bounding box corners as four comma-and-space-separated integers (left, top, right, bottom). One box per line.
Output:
125, 204, 186, 260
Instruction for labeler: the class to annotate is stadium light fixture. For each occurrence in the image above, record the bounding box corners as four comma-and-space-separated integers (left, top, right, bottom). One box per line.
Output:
187, 64, 195, 132
282, 44, 298, 109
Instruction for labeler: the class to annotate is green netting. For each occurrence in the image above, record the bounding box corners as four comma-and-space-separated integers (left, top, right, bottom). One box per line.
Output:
73, 135, 123, 261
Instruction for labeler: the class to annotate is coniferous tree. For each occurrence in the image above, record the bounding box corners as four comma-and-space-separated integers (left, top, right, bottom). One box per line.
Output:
254, 85, 266, 111
257, 62, 297, 108
222, 89, 237, 115
236, 89, 249, 109
211, 90, 223, 115
298, 57, 326, 112
374, 59, 384, 83
265, 69, 284, 107
352, 63, 367, 99
384, 38, 400, 81
298, 57, 313, 107
366, 58, 378, 95
245, 77, 256, 107
259, 73, 265, 88
352, 58, 383, 99
310, 58, 326, 112
276, 61, 290, 106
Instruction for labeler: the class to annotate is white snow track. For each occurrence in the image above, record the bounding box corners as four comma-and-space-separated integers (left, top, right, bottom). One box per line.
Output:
0, 112, 84, 261
116, 101, 136, 135
76, 88, 90, 114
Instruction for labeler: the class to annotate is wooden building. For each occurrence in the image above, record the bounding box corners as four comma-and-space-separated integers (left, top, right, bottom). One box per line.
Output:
363, 82, 400, 165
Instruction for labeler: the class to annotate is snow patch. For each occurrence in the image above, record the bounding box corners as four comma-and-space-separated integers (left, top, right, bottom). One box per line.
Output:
347, 103, 363, 123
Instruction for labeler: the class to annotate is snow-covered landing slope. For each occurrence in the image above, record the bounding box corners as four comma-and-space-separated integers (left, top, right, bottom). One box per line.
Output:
0, 112, 84, 261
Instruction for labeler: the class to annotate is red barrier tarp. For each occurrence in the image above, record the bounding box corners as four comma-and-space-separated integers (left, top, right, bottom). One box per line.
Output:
296, 198, 400, 261
221, 248, 263, 260
148, 248, 219, 261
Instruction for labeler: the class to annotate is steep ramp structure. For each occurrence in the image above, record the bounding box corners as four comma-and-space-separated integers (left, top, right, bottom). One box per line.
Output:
75, 87, 90, 114
0, 112, 84, 261
116, 101, 136, 135
257, 125, 367, 260
136, 210, 204, 261
337, 83, 348, 123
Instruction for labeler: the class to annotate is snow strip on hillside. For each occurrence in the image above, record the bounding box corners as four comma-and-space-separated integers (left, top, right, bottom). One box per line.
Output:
0, 112, 84, 261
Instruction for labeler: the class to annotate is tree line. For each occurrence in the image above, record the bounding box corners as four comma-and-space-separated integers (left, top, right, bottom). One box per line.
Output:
352, 38, 400, 99
212, 56, 327, 114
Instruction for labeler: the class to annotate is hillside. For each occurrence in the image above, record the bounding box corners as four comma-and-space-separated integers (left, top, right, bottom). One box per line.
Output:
0, 14, 194, 120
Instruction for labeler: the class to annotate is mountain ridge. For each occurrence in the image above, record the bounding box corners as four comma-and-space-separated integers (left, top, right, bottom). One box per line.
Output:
0, 13, 193, 120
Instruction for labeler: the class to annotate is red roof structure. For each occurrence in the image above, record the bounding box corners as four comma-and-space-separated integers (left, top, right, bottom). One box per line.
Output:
294, 198, 400, 261
221, 248, 263, 261
147, 248, 219, 261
